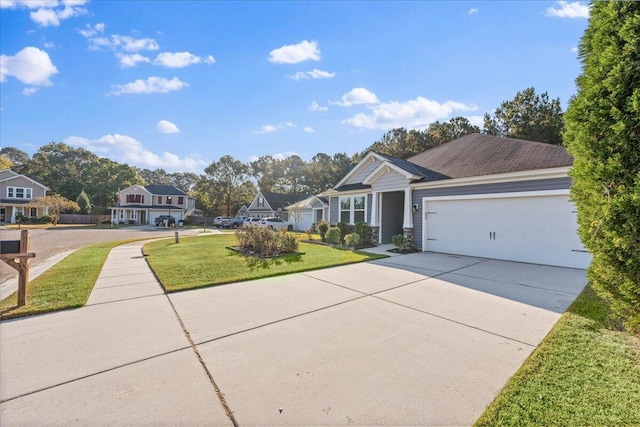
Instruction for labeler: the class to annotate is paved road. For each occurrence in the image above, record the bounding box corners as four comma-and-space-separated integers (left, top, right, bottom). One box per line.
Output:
0, 244, 587, 426
0, 225, 202, 284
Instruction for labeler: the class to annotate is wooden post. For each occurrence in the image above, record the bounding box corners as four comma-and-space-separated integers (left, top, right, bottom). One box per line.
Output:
18, 230, 30, 306
175, 231, 179, 244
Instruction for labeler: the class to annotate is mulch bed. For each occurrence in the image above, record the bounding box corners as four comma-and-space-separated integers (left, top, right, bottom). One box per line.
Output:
227, 246, 305, 259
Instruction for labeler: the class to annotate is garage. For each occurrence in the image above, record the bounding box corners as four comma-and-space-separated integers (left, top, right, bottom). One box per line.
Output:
422, 190, 590, 269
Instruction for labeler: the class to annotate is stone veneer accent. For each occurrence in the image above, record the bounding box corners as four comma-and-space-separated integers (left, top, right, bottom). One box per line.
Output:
402, 227, 414, 250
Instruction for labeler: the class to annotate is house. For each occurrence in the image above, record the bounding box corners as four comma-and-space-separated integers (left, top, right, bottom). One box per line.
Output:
285, 195, 329, 231
329, 133, 590, 269
0, 169, 49, 224
245, 190, 310, 221
110, 184, 196, 225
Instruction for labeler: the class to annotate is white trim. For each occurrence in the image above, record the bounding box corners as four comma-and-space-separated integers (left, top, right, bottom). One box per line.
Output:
333, 152, 386, 189
412, 167, 570, 190
0, 173, 50, 190
362, 163, 420, 185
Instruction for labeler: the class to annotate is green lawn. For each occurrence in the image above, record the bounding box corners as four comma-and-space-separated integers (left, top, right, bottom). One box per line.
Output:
143, 233, 385, 292
476, 285, 640, 426
0, 239, 141, 319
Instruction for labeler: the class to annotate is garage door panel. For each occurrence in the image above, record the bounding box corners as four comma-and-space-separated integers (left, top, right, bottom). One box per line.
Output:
424, 194, 590, 269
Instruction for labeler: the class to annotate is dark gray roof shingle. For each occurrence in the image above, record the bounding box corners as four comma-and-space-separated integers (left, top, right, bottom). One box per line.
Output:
145, 184, 187, 196
407, 133, 573, 179
261, 191, 310, 208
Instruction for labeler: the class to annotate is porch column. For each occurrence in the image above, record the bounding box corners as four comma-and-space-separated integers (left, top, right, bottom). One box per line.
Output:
370, 191, 378, 226
403, 188, 413, 228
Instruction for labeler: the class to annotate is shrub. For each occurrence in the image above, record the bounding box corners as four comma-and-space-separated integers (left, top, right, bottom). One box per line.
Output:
305, 227, 314, 240
344, 233, 361, 248
36, 215, 53, 224
127, 220, 135, 225
391, 234, 406, 249
326, 227, 341, 245
354, 221, 372, 248
336, 222, 350, 243
235, 226, 298, 257
317, 221, 329, 242
15, 214, 30, 224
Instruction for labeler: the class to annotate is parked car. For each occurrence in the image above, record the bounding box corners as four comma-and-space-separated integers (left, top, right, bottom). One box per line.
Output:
155, 215, 176, 226
244, 217, 262, 226
221, 216, 248, 229
257, 217, 293, 231
213, 216, 231, 228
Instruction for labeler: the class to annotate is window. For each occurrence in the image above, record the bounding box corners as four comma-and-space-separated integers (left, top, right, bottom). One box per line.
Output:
7, 187, 32, 199
157, 196, 162, 204
339, 195, 366, 224
30, 208, 38, 218
166, 197, 173, 205
258, 197, 264, 208
126, 194, 144, 204
178, 196, 184, 205
340, 197, 351, 223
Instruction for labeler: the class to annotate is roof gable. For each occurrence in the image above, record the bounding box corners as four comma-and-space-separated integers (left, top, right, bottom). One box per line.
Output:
407, 133, 573, 179
0, 169, 49, 190
261, 191, 310, 208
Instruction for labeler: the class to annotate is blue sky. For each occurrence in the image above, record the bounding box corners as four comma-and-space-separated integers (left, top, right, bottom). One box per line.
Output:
1, 1, 589, 173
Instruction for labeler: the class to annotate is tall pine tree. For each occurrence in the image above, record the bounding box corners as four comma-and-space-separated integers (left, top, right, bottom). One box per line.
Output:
565, 2, 640, 333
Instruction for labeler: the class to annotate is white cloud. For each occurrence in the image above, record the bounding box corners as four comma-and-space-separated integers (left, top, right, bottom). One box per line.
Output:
546, 1, 589, 18
253, 122, 296, 134
309, 101, 328, 111
117, 53, 150, 68
468, 7, 478, 14
65, 134, 207, 172
157, 120, 180, 134
22, 87, 38, 95
303, 126, 315, 133
466, 115, 484, 128
1, 1, 58, 10
154, 51, 215, 68
88, 34, 159, 52
110, 76, 188, 95
343, 96, 477, 130
0, 47, 58, 85
78, 22, 105, 38
289, 68, 335, 80
268, 40, 320, 64
571, 46, 579, 53
27, 2, 86, 27
331, 87, 379, 107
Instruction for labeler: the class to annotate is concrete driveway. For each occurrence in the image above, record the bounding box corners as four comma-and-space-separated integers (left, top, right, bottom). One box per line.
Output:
0, 246, 587, 426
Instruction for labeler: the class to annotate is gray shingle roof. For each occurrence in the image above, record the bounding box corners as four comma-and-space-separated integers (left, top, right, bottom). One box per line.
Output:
145, 184, 187, 196
407, 133, 573, 179
261, 191, 310, 208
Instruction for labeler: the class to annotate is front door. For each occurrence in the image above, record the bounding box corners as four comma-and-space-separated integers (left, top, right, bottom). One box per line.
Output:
0, 208, 5, 223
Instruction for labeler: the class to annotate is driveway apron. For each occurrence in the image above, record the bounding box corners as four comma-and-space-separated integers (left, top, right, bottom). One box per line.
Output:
1, 243, 587, 426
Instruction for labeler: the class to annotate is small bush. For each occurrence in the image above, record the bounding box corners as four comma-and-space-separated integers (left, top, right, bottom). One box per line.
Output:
344, 233, 361, 248
36, 215, 54, 224
305, 227, 314, 240
127, 220, 135, 225
391, 234, 406, 249
336, 222, 349, 243
317, 221, 329, 242
235, 226, 298, 257
326, 227, 341, 245
354, 221, 372, 248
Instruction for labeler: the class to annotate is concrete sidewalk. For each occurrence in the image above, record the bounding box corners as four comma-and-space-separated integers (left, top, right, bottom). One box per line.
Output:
0, 240, 587, 426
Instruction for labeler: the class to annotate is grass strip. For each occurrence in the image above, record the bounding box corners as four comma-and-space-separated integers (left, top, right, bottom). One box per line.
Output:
0, 239, 143, 319
143, 233, 386, 292
475, 285, 640, 427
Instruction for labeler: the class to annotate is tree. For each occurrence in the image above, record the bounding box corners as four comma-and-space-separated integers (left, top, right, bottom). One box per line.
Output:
427, 117, 480, 146
250, 155, 285, 192
203, 155, 254, 216
0, 154, 13, 170
0, 147, 30, 173
82, 158, 144, 208
483, 87, 564, 145
564, 2, 640, 333
27, 195, 80, 225
278, 155, 307, 195
76, 190, 92, 214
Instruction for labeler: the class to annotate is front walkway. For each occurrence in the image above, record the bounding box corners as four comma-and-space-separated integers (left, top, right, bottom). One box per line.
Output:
0, 242, 587, 426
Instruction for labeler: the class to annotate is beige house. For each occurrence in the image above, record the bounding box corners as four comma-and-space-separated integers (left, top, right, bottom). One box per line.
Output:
110, 184, 196, 225
0, 169, 49, 224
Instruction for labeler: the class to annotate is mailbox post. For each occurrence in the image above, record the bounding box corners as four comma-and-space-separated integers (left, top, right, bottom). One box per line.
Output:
0, 230, 36, 306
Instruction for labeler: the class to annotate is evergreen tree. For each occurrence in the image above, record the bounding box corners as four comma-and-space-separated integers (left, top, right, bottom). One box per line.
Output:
565, 2, 640, 333
76, 190, 92, 215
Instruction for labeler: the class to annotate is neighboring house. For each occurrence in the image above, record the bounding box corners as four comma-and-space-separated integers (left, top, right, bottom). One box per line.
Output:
0, 169, 49, 224
285, 195, 329, 231
329, 133, 590, 269
245, 190, 309, 221
110, 184, 196, 225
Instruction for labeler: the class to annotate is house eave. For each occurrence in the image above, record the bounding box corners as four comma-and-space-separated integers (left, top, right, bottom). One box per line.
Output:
411, 166, 571, 190
362, 162, 421, 185
333, 152, 386, 189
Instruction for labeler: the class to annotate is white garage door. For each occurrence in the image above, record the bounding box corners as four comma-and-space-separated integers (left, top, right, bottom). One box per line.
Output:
422, 191, 590, 269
